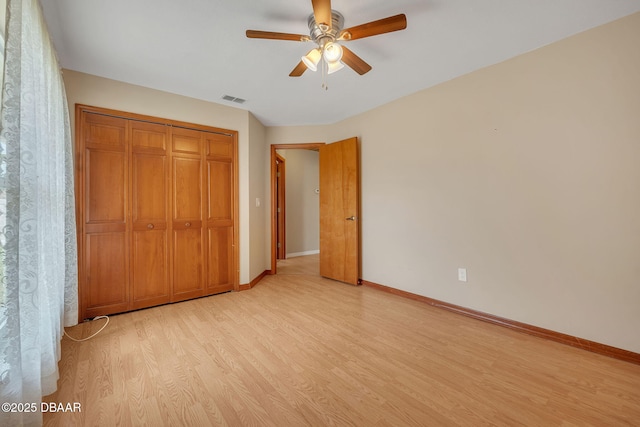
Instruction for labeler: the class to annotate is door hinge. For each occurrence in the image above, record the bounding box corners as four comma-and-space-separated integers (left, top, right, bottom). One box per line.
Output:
277, 208, 281, 213
277, 172, 281, 178
277, 243, 281, 248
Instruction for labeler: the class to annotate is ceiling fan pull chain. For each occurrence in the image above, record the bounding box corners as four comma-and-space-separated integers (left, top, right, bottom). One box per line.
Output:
322, 59, 328, 90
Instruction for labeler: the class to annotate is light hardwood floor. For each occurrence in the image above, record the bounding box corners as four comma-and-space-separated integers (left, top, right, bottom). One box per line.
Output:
276, 254, 319, 276
45, 256, 640, 426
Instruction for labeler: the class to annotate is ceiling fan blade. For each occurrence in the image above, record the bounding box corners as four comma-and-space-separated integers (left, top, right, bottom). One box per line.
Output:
289, 61, 308, 77
311, 0, 332, 28
339, 14, 407, 41
246, 30, 309, 42
341, 46, 372, 75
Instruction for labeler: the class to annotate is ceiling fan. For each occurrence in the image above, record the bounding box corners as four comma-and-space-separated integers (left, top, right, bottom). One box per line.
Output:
246, 0, 407, 78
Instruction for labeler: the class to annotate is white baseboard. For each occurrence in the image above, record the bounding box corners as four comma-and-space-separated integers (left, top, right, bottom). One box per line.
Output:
286, 250, 320, 258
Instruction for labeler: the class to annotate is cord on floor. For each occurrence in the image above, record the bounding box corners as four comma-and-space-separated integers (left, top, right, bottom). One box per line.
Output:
63, 315, 110, 342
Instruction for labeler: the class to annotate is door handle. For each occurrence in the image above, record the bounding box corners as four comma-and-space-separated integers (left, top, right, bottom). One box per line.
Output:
346, 216, 357, 221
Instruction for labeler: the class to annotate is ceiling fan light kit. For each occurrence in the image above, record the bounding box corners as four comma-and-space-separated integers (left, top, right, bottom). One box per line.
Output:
246, 0, 407, 84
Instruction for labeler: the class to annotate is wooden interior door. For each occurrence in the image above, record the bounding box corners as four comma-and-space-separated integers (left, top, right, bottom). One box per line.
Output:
130, 121, 170, 310
319, 137, 360, 285
81, 112, 130, 318
204, 133, 235, 295
171, 127, 204, 301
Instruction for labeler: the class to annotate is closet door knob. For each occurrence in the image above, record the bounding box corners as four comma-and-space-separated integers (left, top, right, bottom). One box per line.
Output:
185, 222, 191, 227
147, 223, 154, 229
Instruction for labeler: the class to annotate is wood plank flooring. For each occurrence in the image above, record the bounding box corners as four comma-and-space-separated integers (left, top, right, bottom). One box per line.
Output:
45, 256, 640, 426
276, 253, 319, 276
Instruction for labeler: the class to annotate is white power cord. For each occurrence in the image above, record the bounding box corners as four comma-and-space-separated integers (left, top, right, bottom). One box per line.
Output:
63, 315, 110, 342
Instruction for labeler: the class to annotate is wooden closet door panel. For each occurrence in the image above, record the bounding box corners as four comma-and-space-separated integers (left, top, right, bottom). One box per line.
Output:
207, 160, 233, 224
132, 123, 167, 153
132, 230, 168, 304
81, 112, 128, 319
85, 233, 129, 318
174, 157, 202, 219
205, 133, 234, 159
172, 129, 201, 155
173, 228, 203, 298
85, 150, 127, 225
83, 113, 126, 150
131, 121, 170, 309
207, 227, 233, 293
132, 154, 167, 222
205, 157, 234, 293
171, 128, 204, 300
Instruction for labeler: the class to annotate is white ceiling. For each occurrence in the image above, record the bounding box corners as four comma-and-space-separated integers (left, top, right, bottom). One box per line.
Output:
41, 0, 640, 127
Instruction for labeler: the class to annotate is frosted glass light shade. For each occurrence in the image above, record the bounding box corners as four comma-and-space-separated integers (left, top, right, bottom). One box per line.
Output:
323, 42, 343, 63
327, 61, 344, 74
301, 48, 322, 72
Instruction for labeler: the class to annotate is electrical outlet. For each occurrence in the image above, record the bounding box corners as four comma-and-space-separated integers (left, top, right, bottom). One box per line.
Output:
458, 268, 467, 282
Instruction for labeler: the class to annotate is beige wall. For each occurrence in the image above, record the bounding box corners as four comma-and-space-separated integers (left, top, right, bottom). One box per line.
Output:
248, 113, 269, 279
63, 70, 269, 284
266, 126, 330, 145
265, 13, 640, 353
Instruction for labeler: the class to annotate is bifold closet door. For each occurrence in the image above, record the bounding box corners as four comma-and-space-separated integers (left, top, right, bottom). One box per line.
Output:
130, 121, 171, 310
82, 113, 129, 319
77, 104, 238, 320
171, 127, 205, 301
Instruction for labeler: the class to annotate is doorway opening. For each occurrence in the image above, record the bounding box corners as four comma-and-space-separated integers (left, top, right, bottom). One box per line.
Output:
270, 143, 324, 275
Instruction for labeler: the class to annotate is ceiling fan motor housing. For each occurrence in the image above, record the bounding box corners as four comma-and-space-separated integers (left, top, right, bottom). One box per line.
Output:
308, 10, 344, 48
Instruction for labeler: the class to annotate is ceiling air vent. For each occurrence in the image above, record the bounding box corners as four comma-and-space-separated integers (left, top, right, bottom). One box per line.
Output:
222, 95, 246, 104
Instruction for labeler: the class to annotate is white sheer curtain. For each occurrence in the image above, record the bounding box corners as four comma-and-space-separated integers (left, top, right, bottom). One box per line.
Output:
0, 0, 78, 425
